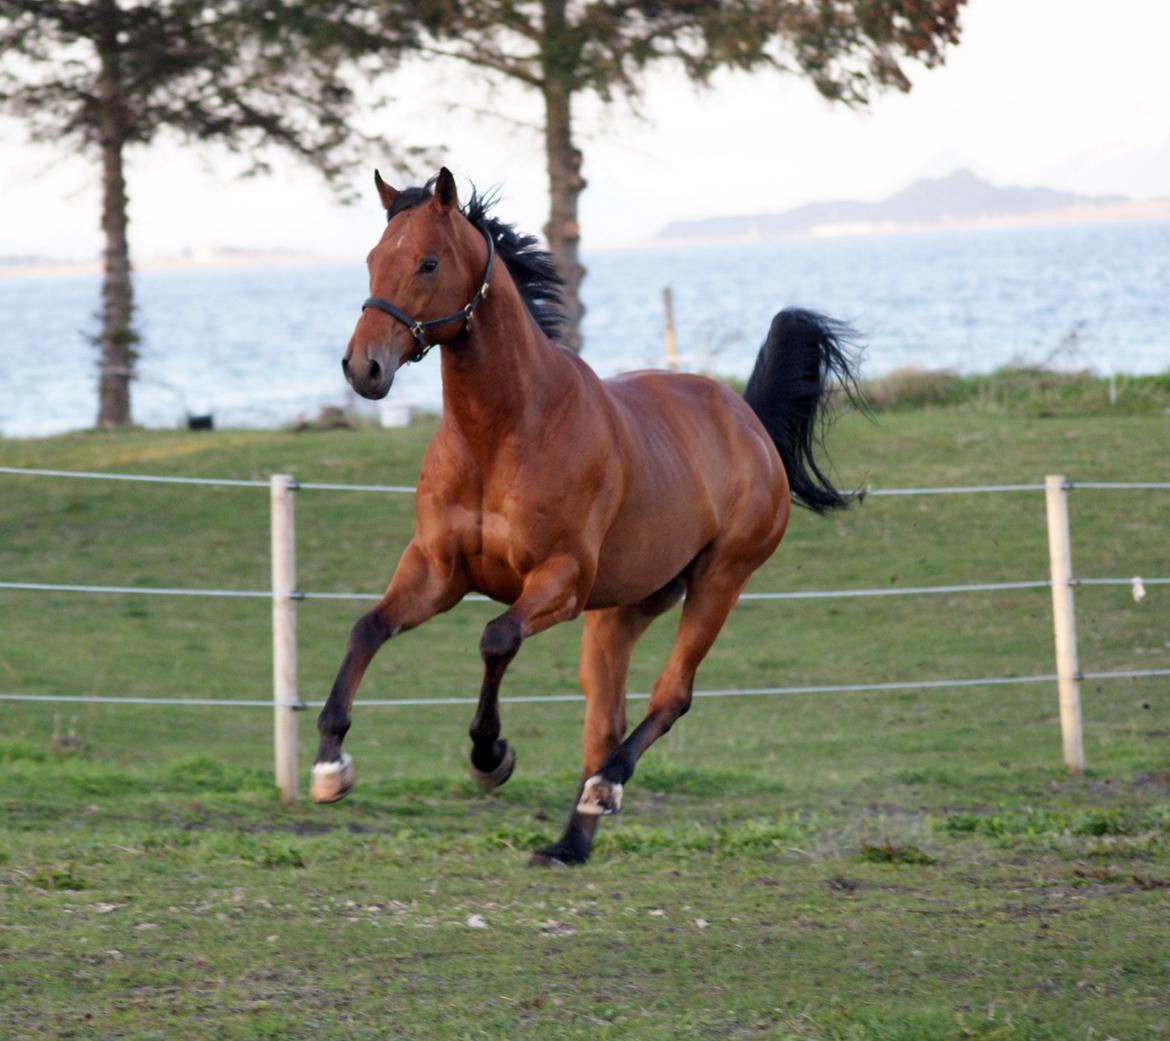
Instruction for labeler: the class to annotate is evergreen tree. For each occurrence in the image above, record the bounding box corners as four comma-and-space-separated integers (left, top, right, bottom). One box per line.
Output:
0, 0, 407, 427
388, 0, 965, 353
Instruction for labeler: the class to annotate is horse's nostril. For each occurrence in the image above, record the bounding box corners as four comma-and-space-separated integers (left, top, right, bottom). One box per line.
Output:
368, 358, 382, 381
341, 357, 351, 377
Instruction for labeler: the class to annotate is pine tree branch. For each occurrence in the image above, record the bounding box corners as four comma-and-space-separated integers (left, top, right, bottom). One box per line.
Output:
416, 43, 544, 88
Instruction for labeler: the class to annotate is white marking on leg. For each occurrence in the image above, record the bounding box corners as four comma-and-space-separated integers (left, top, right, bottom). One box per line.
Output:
576, 774, 622, 816
312, 753, 352, 776
310, 753, 354, 802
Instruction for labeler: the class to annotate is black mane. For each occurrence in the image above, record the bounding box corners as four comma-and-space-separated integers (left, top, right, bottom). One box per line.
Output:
386, 181, 565, 342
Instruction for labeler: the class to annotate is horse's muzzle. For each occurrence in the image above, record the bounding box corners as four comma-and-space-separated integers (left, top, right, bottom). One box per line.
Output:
342, 351, 395, 400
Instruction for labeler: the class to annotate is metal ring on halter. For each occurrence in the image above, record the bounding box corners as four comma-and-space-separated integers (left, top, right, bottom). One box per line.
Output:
361, 224, 496, 364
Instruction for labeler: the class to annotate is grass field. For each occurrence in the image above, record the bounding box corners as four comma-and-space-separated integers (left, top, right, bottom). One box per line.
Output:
1, 413, 1168, 1040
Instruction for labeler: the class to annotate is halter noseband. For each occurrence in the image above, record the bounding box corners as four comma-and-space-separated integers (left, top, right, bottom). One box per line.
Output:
361, 224, 496, 364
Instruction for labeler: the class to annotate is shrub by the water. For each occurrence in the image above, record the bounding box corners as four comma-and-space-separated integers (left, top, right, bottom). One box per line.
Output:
862, 366, 1170, 415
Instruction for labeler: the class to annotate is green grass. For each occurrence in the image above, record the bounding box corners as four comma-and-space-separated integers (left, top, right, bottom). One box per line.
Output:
1, 413, 1169, 1040
862, 366, 1170, 416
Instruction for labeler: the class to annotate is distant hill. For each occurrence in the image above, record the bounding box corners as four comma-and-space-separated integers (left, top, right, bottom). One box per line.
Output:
656, 169, 1142, 241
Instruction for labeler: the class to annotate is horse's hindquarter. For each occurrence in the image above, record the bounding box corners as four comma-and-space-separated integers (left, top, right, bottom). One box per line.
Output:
586, 371, 789, 609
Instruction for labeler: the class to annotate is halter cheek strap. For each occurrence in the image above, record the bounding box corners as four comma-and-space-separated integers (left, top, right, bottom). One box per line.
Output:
361, 225, 496, 364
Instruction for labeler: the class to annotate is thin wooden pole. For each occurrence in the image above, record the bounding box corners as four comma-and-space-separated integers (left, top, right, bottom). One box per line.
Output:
662, 287, 678, 372
270, 474, 299, 804
1044, 474, 1083, 776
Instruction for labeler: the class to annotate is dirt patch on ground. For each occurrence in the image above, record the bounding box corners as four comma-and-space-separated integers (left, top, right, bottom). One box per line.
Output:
1072, 867, 1170, 891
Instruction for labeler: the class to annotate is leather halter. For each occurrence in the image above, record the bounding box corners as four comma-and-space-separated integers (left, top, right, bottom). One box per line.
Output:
361, 224, 496, 364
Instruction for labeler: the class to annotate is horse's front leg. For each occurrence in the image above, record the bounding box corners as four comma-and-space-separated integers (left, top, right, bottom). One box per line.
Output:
467, 554, 587, 790
311, 542, 464, 803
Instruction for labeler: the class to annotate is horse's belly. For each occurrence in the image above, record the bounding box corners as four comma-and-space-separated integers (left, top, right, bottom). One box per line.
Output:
584, 567, 688, 611
585, 509, 714, 609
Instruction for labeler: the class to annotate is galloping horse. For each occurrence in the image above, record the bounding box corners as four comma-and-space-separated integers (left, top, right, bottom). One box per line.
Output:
311, 167, 862, 865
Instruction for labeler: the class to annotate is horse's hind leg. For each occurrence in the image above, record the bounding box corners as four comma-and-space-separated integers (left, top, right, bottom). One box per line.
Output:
532, 579, 684, 867
467, 554, 586, 789
576, 568, 747, 818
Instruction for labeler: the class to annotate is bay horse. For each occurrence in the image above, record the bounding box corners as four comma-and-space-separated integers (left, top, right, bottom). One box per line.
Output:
311, 167, 863, 865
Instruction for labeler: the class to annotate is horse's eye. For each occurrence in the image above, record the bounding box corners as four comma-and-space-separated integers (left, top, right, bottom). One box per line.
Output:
417, 256, 439, 275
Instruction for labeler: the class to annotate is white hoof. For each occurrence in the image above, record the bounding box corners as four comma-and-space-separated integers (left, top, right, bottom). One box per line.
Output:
310, 754, 354, 803
576, 774, 622, 816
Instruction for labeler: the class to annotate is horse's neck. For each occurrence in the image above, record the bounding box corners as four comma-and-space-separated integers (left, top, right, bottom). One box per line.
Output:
438, 273, 567, 446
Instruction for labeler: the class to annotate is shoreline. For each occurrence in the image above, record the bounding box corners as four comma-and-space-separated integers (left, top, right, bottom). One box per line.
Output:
0, 250, 347, 281
5, 204, 1170, 277
648, 199, 1170, 249
5, 367, 1168, 440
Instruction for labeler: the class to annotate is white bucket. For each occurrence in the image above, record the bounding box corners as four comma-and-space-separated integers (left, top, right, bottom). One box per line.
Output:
378, 400, 412, 428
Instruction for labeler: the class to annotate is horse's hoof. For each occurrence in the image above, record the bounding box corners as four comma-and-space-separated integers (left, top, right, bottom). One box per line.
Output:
529, 849, 570, 868
310, 754, 354, 803
469, 741, 515, 790
576, 774, 622, 816
529, 841, 590, 867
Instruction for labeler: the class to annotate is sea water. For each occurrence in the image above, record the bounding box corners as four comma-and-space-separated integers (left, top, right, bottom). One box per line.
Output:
1, 220, 1167, 437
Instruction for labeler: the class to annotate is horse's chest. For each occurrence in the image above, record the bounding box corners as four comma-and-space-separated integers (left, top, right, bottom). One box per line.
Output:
446, 501, 547, 601
426, 451, 602, 600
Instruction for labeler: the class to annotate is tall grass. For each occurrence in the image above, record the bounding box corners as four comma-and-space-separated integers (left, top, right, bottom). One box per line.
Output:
862, 366, 1170, 415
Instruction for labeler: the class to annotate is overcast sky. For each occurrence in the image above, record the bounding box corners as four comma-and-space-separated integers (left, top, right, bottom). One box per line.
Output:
2, 0, 1168, 261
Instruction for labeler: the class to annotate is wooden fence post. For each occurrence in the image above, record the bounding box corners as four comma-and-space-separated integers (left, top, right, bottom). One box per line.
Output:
1045, 474, 1084, 776
662, 287, 678, 372
270, 474, 299, 804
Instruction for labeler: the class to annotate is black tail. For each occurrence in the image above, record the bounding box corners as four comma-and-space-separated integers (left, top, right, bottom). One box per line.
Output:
742, 308, 866, 515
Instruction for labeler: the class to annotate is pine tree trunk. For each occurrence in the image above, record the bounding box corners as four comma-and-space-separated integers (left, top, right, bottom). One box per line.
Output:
541, 0, 585, 353
95, 0, 135, 428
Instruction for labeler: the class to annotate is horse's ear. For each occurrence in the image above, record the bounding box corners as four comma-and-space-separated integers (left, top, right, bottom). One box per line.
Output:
433, 167, 458, 212
374, 169, 399, 212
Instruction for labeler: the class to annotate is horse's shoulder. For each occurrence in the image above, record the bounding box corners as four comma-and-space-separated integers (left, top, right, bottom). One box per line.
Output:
417, 427, 480, 497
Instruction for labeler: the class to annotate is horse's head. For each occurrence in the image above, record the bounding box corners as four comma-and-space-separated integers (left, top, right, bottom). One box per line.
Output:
344, 167, 489, 399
